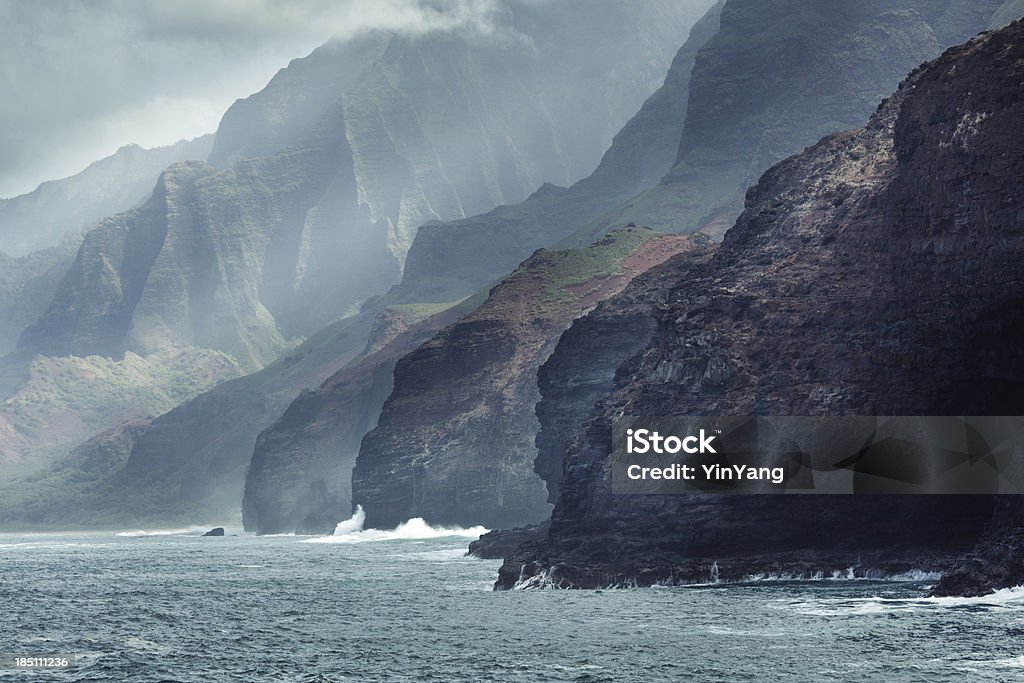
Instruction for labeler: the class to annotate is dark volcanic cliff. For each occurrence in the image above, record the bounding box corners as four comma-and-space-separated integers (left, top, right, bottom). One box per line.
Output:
354, 228, 712, 530
533, 248, 716, 505
498, 22, 1024, 589
242, 304, 467, 535
931, 498, 1024, 596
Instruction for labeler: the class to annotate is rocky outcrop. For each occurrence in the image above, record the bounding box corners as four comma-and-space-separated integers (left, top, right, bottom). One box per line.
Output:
931, 498, 1024, 596
242, 304, 466, 535
499, 22, 1024, 589
353, 227, 711, 529
469, 522, 550, 559
0, 136, 212, 257
202, 527, 225, 537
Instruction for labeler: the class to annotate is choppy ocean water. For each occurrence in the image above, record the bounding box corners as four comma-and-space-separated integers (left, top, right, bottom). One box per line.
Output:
2, 519, 1023, 682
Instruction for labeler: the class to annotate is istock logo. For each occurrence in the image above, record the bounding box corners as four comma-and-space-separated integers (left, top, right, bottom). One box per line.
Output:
625, 428, 717, 455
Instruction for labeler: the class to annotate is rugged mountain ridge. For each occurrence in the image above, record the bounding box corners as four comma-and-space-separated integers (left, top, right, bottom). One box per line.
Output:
399, 0, 1004, 301
577, 0, 1006, 242
353, 228, 713, 530
0, 137, 212, 360
0, 136, 213, 258
82, 1, 715, 532
498, 21, 1024, 589
397, 1, 724, 300
19, 1, 698, 367
19, 144, 348, 369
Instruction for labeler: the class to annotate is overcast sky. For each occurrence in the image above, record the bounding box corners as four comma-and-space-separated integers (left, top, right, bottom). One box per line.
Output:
0, 0, 511, 198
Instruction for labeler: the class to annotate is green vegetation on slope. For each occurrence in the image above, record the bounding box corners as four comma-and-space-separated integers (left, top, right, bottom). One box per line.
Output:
0, 348, 243, 480
539, 225, 659, 299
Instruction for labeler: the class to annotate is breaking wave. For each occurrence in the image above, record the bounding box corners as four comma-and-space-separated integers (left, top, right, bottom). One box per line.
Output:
921, 584, 1024, 607
302, 506, 487, 544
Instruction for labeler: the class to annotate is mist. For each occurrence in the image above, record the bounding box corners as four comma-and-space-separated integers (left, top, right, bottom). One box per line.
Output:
0, 0, 521, 198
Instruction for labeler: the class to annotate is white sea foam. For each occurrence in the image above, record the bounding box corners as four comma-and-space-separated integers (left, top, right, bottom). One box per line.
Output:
302, 506, 487, 544
512, 565, 566, 590
919, 584, 1024, 607
740, 567, 941, 584
885, 569, 943, 582
114, 526, 224, 537
0, 541, 114, 549
332, 505, 367, 535
992, 655, 1024, 669
787, 585, 1024, 616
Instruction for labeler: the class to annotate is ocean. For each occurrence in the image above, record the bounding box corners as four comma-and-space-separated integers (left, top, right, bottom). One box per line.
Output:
2, 519, 1023, 682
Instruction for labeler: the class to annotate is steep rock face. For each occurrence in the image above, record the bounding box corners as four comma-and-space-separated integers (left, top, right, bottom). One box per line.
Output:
19, 142, 349, 369
931, 498, 1024, 596
578, 0, 1005, 241
533, 248, 716, 504
242, 303, 466, 535
498, 23, 1024, 589
208, 35, 389, 166
469, 522, 550, 559
0, 136, 212, 257
354, 228, 711, 529
398, 1, 723, 300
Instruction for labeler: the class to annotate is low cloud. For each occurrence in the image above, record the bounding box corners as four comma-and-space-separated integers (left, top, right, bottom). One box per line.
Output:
0, 0, 527, 197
